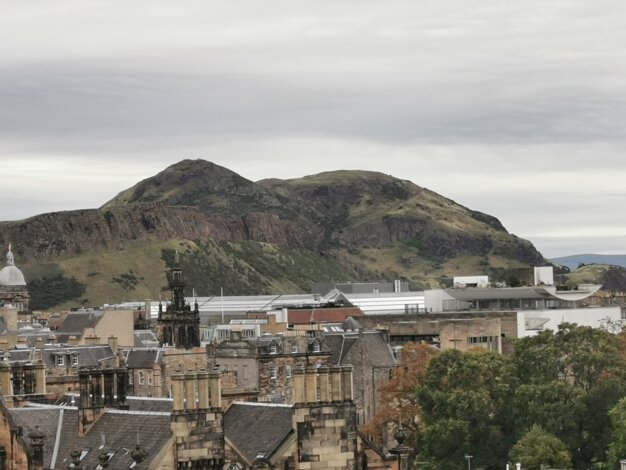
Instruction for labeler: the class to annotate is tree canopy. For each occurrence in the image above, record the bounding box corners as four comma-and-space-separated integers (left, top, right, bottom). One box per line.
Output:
509, 425, 572, 470
362, 324, 626, 469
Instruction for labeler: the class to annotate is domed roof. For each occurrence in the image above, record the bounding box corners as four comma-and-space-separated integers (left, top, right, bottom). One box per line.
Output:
0, 244, 26, 287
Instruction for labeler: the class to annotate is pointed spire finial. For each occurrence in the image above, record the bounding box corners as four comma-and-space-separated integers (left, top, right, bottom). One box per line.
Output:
5, 243, 14, 267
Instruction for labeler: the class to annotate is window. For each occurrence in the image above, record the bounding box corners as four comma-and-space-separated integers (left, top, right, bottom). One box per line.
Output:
56, 354, 65, 367
312, 342, 321, 353
269, 364, 278, 379
285, 365, 292, 379
71, 353, 79, 366
242, 329, 254, 338
138, 371, 145, 385
147, 374, 152, 386
270, 344, 278, 354
291, 344, 298, 354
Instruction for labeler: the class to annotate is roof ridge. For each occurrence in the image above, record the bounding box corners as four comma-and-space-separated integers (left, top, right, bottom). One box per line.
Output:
105, 409, 171, 416
230, 401, 293, 408
50, 408, 64, 468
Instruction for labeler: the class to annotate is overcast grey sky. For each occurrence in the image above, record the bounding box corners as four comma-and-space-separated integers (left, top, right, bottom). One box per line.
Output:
2, 1, 625, 258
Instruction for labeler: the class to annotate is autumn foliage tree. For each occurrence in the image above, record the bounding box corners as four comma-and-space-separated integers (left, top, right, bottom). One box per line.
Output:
360, 342, 439, 447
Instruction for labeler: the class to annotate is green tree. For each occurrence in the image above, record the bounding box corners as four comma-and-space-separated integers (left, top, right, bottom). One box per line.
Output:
509, 424, 572, 470
606, 398, 626, 469
416, 349, 512, 469
510, 324, 626, 468
601, 266, 626, 293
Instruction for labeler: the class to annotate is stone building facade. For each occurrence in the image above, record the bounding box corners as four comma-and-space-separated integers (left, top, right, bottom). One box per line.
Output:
206, 331, 332, 404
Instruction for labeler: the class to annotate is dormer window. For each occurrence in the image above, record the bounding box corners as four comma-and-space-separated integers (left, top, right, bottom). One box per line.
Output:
56, 354, 65, 367
270, 344, 278, 354
71, 352, 79, 366
312, 342, 321, 353
291, 344, 298, 354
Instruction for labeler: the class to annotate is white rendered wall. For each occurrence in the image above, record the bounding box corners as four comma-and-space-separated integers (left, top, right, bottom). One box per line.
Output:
534, 266, 554, 286
453, 275, 489, 288
516, 306, 621, 337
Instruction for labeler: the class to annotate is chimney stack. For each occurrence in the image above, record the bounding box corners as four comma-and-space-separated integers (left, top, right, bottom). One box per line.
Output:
34, 361, 46, 396
0, 362, 12, 399
185, 370, 196, 410
208, 371, 221, 409
317, 366, 330, 402
171, 370, 185, 412
196, 369, 209, 409
305, 366, 317, 403
292, 366, 354, 406
107, 336, 118, 354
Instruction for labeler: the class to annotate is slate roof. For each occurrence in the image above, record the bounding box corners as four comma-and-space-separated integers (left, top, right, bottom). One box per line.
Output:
56, 310, 103, 334
13, 404, 171, 469
225, 402, 293, 464
323, 332, 396, 367
359, 332, 396, 368
55, 410, 172, 469
125, 348, 163, 368
5, 348, 32, 362
323, 334, 358, 364
40, 344, 115, 369
9, 407, 67, 468
134, 329, 159, 347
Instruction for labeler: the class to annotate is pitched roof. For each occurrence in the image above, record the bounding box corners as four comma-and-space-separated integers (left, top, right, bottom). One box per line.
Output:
134, 330, 159, 347
359, 332, 396, 368
323, 334, 356, 364
40, 345, 115, 369
225, 402, 293, 464
8, 406, 70, 469
55, 410, 171, 469
125, 349, 162, 368
56, 311, 103, 334
323, 332, 395, 367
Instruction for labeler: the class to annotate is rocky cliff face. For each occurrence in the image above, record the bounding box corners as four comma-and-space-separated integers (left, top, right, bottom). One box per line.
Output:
0, 159, 547, 309
0, 203, 312, 261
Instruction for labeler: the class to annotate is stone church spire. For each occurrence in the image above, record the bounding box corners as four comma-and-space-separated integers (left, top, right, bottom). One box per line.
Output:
158, 252, 200, 349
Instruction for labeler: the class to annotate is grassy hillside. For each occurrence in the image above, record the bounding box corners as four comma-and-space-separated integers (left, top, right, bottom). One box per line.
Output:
3, 159, 552, 311
552, 254, 626, 271
22, 238, 383, 311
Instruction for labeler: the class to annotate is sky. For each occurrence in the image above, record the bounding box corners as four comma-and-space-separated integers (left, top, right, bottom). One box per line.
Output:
1, 1, 626, 259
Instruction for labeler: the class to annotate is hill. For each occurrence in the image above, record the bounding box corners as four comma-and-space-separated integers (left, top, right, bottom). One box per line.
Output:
551, 254, 626, 272
1, 159, 547, 310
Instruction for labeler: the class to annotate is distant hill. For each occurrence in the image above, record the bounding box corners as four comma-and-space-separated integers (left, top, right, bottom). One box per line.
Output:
551, 254, 626, 272
1, 159, 548, 310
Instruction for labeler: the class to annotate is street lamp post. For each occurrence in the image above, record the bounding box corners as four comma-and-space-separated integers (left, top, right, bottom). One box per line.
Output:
464, 454, 473, 470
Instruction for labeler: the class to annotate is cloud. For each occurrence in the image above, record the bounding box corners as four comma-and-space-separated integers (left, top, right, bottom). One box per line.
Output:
1, 0, 625, 257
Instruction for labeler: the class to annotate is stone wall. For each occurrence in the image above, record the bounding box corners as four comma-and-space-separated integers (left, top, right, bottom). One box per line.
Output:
0, 400, 31, 470
170, 370, 224, 468
294, 403, 357, 470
